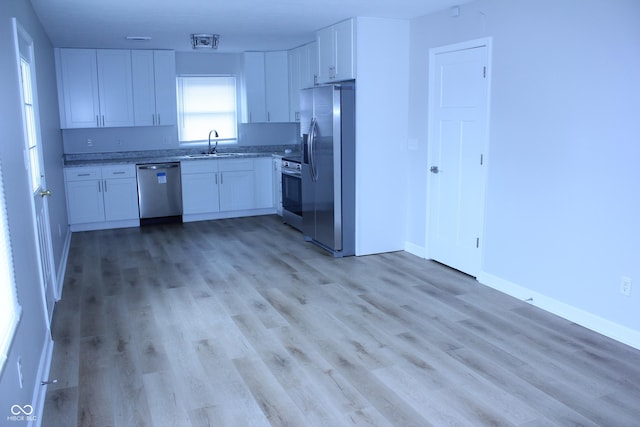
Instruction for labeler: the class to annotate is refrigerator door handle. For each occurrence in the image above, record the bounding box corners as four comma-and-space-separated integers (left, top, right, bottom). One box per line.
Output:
309, 118, 318, 182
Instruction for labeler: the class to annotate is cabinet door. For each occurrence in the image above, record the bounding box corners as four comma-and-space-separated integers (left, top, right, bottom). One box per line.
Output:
96, 49, 134, 127
131, 50, 156, 126
182, 172, 220, 214
333, 19, 355, 82
264, 51, 289, 122
316, 26, 334, 84
254, 157, 274, 209
153, 50, 177, 126
220, 170, 255, 211
66, 179, 105, 224
244, 52, 267, 123
304, 42, 318, 88
103, 178, 139, 221
56, 49, 100, 128
288, 48, 302, 122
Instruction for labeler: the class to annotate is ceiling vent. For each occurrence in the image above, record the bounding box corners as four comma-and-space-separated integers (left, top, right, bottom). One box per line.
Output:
191, 34, 219, 50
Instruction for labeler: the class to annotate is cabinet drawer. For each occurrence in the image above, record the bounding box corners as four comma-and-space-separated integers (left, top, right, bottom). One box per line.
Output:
65, 167, 101, 181
102, 164, 136, 178
181, 160, 218, 174
219, 158, 254, 172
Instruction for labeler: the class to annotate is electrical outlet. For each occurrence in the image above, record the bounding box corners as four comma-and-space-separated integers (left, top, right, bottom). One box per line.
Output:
87, 138, 93, 147
17, 357, 24, 389
620, 276, 632, 296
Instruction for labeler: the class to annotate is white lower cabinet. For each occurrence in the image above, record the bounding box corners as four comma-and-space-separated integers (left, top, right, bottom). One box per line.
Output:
181, 160, 220, 214
65, 164, 139, 231
181, 157, 275, 222
254, 157, 275, 210
220, 159, 255, 211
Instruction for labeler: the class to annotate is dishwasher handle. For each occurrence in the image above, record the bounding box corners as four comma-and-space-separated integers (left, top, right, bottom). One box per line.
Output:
137, 163, 180, 170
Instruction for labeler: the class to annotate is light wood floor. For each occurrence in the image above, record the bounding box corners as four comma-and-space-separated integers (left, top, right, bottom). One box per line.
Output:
43, 215, 640, 426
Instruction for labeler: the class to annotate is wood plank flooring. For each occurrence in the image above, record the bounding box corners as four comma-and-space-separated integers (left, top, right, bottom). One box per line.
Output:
42, 215, 640, 426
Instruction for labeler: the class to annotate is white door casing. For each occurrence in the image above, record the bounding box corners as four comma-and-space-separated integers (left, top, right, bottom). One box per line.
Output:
426, 38, 492, 277
14, 20, 58, 325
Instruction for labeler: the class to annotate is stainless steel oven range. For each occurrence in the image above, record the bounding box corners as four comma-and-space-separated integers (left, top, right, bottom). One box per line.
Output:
281, 157, 302, 231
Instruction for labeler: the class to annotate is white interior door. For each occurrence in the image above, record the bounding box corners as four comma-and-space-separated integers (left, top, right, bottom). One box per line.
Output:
427, 39, 491, 277
15, 21, 57, 326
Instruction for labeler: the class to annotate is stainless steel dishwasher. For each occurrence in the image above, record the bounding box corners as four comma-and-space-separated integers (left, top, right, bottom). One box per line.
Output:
136, 162, 183, 224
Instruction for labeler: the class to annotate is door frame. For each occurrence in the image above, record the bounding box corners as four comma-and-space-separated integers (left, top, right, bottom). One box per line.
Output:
425, 37, 492, 276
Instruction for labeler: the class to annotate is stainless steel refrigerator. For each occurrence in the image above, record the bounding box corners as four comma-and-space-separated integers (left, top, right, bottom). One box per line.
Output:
301, 83, 355, 257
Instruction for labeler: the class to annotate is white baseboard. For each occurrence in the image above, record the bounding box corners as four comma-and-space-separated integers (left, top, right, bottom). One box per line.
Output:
477, 272, 640, 351
29, 333, 54, 427
404, 241, 426, 258
55, 229, 72, 301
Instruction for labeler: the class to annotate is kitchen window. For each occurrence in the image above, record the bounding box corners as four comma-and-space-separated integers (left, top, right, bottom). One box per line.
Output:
177, 75, 238, 143
0, 161, 21, 375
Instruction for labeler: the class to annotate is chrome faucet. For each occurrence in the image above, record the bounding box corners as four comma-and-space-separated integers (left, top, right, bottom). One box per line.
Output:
208, 130, 219, 154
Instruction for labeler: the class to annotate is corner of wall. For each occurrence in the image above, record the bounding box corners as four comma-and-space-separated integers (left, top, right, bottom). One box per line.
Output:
404, 241, 426, 259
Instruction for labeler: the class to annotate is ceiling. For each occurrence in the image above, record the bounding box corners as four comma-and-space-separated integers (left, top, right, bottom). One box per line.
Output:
30, 0, 473, 53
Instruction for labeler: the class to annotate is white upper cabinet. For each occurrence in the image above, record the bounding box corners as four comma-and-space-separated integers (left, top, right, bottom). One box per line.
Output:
131, 50, 177, 126
302, 42, 318, 89
244, 51, 290, 123
317, 19, 356, 83
55, 49, 101, 128
56, 49, 136, 128
152, 51, 177, 126
264, 51, 290, 123
96, 50, 135, 127
289, 42, 318, 122
288, 48, 301, 122
56, 48, 176, 129
244, 52, 267, 123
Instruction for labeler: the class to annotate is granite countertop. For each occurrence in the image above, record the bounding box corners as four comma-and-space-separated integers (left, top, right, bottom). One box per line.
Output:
64, 145, 299, 167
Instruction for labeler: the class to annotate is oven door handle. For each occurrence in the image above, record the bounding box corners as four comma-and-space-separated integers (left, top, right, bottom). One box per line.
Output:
282, 170, 302, 178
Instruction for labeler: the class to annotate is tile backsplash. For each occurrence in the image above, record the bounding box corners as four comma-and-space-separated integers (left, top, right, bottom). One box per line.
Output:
62, 122, 300, 154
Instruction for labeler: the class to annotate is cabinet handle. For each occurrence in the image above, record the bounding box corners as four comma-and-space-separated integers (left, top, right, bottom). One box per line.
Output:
220, 173, 223, 185
267, 112, 271, 122
152, 114, 156, 125
157, 114, 161, 125
103, 179, 107, 192
102, 115, 105, 127
78, 173, 91, 177
215, 172, 218, 185
112, 171, 125, 175
98, 181, 102, 192
96, 115, 100, 127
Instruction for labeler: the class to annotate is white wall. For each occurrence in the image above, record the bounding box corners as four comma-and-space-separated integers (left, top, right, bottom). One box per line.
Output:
355, 17, 411, 255
406, 0, 640, 345
0, 0, 68, 414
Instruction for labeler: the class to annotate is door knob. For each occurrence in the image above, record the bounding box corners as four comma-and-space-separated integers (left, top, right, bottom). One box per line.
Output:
40, 189, 52, 197
430, 166, 440, 174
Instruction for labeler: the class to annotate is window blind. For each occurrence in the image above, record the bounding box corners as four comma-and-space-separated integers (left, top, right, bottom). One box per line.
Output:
0, 160, 21, 374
